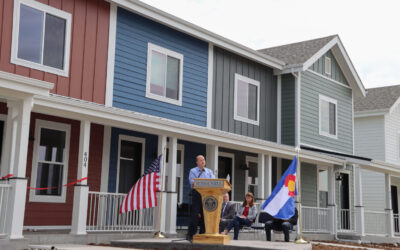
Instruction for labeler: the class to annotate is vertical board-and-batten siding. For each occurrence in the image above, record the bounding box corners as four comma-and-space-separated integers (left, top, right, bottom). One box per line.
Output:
300, 70, 353, 154
385, 103, 400, 164
113, 8, 209, 126
212, 46, 277, 141
281, 74, 295, 146
0, 0, 109, 104
310, 50, 348, 85
301, 162, 317, 207
354, 116, 385, 161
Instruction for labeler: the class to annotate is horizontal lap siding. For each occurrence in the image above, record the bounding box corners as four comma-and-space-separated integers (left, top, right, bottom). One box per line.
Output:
301, 162, 317, 207
300, 70, 353, 154
385, 104, 400, 164
354, 116, 385, 161
113, 8, 208, 126
0, 0, 109, 104
310, 50, 348, 85
212, 46, 277, 141
281, 74, 295, 146
361, 169, 385, 211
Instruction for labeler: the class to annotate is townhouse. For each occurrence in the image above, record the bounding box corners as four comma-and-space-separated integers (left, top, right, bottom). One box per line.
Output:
354, 85, 400, 236
0, 0, 399, 246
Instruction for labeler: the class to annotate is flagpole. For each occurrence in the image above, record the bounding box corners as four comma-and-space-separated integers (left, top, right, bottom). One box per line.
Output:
295, 147, 307, 244
154, 146, 167, 238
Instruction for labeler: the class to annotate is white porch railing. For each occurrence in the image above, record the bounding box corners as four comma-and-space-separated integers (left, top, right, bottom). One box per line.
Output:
338, 209, 355, 232
0, 183, 11, 237
394, 213, 399, 235
87, 191, 156, 232
364, 210, 388, 235
301, 206, 330, 233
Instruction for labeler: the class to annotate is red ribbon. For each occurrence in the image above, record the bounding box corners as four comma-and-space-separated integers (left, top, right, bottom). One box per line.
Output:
1, 174, 13, 180
27, 177, 88, 190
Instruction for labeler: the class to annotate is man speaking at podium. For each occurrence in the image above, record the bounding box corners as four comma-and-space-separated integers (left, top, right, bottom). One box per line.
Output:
187, 155, 215, 241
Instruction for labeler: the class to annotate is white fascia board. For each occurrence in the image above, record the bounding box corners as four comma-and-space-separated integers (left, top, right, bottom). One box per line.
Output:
362, 160, 400, 176
0, 70, 53, 97
109, 0, 285, 70
389, 96, 400, 115
33, 94, 345, 166
302, 36, 338, 71
354, 109, 388, 118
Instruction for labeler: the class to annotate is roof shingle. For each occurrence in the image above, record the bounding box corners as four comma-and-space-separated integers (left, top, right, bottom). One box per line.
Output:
258, 35, 337, 66
354, 85, 400, 112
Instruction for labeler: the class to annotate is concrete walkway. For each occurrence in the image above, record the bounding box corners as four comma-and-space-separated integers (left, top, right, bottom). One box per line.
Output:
29, 245, 130, 250
111, 238, 312, 250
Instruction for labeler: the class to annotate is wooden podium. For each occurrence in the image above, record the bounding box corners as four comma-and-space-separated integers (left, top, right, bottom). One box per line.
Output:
193, 178, 232, 244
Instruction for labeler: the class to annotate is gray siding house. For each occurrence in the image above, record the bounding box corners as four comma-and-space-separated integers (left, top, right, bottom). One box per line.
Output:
354, 85, 400, 234
259, 35, 367, 235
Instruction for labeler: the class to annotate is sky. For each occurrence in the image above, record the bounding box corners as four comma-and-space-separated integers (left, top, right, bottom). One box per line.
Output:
140, 0, 400, 89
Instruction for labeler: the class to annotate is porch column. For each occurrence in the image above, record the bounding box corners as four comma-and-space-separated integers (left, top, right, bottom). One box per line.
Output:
206, 144, 218, 177
4, 98, 33, 239
328, 166, 337, 235
154, 135, 167, 233
257, 153, 265, 201
70, 120, 91, 235
354, 164, 365, 236
165, 137, 178, 234
385, 173, 394, 237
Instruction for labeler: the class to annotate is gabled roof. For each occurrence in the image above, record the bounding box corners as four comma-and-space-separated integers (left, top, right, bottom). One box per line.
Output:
258, 35, 366, 97
354, 85, 400, 115
258, 35, 336, 66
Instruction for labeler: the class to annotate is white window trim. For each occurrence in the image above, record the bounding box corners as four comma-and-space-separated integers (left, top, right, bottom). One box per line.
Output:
11, 0, 72, 77
219, 152, 235, 201
0, 114, 7, 173
29, 119, 71, 203
317, 166, 328, 208
145, 43, 184, 106
233, 73, 260, 126
245, 156, 258, 196
319, 94, 338, 139
324, 56, 331, 75
116, 134, 145, 194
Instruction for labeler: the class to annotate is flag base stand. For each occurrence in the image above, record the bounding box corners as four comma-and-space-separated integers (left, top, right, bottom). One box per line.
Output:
295, 237, 308, 244
153, 231, 167, 239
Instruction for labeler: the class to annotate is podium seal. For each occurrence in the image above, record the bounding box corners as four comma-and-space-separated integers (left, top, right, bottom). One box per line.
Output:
203, 196, 218, 212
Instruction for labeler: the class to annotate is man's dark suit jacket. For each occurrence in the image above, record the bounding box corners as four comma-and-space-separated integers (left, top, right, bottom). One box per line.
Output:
219, 201, 236, 232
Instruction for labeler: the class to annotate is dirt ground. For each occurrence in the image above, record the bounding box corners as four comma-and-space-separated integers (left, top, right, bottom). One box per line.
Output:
312, 241, 399, 250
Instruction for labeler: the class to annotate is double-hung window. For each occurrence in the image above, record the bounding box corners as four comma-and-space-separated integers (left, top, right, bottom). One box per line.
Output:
319, 94, 337, 138
146, 43, 183, 106
11, 0, 72, 76
30, 120, 70, 203
234, 74, 260, 125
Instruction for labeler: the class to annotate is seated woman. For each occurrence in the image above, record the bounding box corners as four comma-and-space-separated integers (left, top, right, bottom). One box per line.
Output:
221, 192, 257, 240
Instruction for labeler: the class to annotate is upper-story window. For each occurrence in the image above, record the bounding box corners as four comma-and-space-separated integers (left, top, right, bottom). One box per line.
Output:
324, 56, 331, 75
146, 43, 183, 106
11, 0, 72, 76
319, 94, 337, 139
234, 74, 260, 125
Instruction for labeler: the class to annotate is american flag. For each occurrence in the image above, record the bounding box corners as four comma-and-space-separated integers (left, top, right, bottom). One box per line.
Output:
120, 155, 162, 213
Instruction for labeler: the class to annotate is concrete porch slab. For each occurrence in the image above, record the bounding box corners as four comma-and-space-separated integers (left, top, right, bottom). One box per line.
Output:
111, 238, 312, 250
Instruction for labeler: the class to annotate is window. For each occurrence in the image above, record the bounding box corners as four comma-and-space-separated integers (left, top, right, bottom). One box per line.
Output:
318, 168, 328, 208
319, 95, 337, 138
30, 120, 70, 203
11, 0, 72, 76
324, 56, 331, 75
146, 43, 183, 106
245, 156, 258, 199
234, 74, 260, 125
165, 144, 184, 204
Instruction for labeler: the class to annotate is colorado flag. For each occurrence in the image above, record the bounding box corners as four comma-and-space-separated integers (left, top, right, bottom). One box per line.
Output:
261, 156, 297, 219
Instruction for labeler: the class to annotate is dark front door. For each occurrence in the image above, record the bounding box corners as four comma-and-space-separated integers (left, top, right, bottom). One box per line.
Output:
218, 155, 233, 198
339, 173, 350, 230
118, 140, 142, 193
392, 185, 399, 233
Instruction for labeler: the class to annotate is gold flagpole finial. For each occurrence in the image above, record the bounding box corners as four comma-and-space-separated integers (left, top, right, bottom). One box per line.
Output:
295, 147, 308, 244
